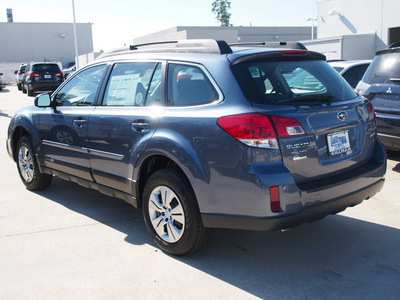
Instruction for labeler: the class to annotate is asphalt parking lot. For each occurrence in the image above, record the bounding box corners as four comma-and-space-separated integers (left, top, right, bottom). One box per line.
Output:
1, 84, 400, 299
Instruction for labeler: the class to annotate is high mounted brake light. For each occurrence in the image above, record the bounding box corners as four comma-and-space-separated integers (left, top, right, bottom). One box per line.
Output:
279, 50, 310, 55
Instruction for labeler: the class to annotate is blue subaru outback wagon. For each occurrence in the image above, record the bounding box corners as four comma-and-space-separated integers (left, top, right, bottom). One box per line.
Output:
7, 40, 386, 255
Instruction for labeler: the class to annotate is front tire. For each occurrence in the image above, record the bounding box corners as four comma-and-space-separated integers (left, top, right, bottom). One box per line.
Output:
16, 136, 52, 190
142, 169, 209, 256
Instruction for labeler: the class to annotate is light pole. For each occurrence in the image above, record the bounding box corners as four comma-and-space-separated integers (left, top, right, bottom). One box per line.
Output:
72, 0, 79, 69
307, 17, 317, 40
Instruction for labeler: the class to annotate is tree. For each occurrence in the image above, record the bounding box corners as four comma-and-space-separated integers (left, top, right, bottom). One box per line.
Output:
212, 0, 231, 27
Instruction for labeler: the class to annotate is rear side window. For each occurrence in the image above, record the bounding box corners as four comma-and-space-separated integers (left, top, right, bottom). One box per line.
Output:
362, 52, 400, 84
233, 60, 357, 105
32, 64, 61, 73
167, 64, 219, 107
342, 64, 369, 88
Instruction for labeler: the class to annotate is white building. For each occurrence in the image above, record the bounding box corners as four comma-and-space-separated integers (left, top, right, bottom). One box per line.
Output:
131, 26, 315, 45
0, 22, 93, 84
303, 0, 400, 60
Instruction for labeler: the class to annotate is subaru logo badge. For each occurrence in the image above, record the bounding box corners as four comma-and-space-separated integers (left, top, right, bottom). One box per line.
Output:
337, 111, 347, 121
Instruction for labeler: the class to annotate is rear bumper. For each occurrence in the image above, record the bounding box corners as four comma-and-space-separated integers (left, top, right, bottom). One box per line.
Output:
28, 82, 62, 92
200, 139, 386, 231
201, 178, 384, 230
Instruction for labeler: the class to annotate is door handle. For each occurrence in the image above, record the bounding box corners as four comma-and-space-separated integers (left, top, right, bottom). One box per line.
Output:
131, 120, 150, 133
73, 118, 87, 128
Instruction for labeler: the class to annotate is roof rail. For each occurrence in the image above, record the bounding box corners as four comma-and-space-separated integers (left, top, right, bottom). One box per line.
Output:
97, 39, 232, 59
229, 41, 308, 50
388, 41, 400, 49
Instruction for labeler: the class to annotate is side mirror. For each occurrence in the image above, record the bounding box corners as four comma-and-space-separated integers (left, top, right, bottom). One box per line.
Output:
0, 73, 3, 76
34, 93, 52, 107
14, 70, 18, 75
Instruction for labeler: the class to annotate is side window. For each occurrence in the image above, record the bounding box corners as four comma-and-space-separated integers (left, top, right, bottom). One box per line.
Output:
54, 64, 106, 106
103, 62, 156, 106
342, 65, 369, 88
167, 63, 219, 107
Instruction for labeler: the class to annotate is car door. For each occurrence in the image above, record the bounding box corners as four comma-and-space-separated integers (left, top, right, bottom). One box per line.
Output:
37, 64, 108, 181
87, 62, 163, 194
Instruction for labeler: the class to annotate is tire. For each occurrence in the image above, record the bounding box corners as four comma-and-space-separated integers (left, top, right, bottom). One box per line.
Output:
22, 83, 27, 94
17, 83, 22, 91
16, 136, 52, 190
142, 169, 210, 256
27, 86, 33, 96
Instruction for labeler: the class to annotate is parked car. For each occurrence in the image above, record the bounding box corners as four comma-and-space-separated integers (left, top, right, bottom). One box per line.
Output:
21, 62, 64, 96
0, 72, 3, 91
356, 44, 400, 151
14, 64, 26, 91
7, 40, 386, 255
328, 60, 371, 88
63, 65, 76, 79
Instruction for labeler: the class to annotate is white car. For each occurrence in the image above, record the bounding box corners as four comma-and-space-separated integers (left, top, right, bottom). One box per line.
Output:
328, 60, 371, 88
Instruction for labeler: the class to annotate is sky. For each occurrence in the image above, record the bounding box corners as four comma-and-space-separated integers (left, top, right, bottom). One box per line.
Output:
1, 0, 318, 52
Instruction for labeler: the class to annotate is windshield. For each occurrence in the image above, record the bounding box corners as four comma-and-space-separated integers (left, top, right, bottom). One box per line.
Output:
362, 52, 400, 84
232, 60, 357, 105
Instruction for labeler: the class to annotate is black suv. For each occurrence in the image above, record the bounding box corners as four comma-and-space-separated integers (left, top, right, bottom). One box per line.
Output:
22, 62, 64, 96
356, 43, 400, 151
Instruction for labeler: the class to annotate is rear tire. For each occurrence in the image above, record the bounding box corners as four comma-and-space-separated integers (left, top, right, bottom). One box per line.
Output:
142, 169, 210, 256
16, 136, 52, 190
17, 83, 22, 91
27, 86, 33, 96
22, 83, 27, 94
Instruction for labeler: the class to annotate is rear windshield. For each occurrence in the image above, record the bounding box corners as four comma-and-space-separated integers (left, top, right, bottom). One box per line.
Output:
32, 64, 61, 73
362, 52, 400, 84
232, 60, 357, 105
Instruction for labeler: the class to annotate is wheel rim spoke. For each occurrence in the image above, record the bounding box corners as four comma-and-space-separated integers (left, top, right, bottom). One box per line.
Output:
148, 185, 185, 244
18, 145, 34, 183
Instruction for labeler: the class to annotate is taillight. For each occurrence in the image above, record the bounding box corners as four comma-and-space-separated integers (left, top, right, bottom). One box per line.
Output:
29, 72, 40, 78
217, 113, 306, 148
56, 72, 64, 78
17, 72, 22, 75
270, 116, 306, 138
217, 113, 278, 149
368, 102, 376, 122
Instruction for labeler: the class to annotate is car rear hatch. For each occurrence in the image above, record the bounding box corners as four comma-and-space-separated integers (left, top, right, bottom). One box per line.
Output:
32, 64, 62, 82
364, 84, 400, 137
229, 50, 378, 187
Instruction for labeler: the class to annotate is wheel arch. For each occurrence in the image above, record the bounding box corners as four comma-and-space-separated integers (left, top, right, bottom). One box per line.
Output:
135, 154, 194, 208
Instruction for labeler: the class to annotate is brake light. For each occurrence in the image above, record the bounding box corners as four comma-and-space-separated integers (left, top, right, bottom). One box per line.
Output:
217, 113, 306, 148
29, 72, 40, 78
56, 72, 64, 78
368, 102, 376, 122
280, 50, 310, 55
270, 116, 306, 138
270, 186, 281, 212
217, 113, 278, 149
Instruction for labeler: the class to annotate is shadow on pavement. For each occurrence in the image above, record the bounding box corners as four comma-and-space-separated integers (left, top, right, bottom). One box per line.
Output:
34, 177, 400, 299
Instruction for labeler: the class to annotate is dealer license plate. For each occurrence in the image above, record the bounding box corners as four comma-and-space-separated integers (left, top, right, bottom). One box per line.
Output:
327, 131, 351, 156
44, 75, 51, 79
